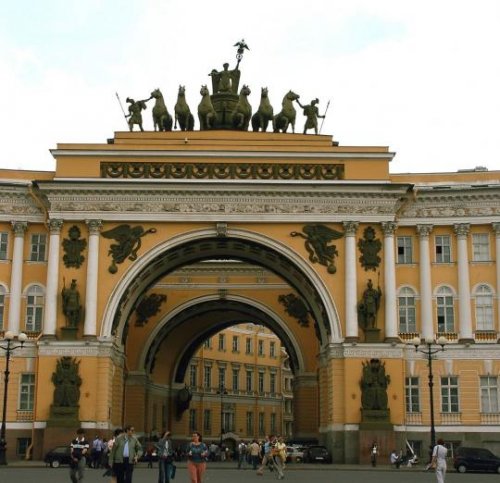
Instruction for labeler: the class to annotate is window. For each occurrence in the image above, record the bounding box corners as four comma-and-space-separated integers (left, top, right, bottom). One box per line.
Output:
435, 235, 451, 263
245, 337, 252, 354
223, 410, 234, 433
472, 233, 490, 262
0, 286, 5, 331
270, 341, 276, 357
258, 412, 265, 435
441, 376, 459, 413
397, 236, 413, 264
246, 370, 253, 392
285, 399, 293, 414
0, 232, 8, 260
218, 333, 225, 351
398, 287, 417, 333
189, 409, 197, 432
232, 335, 239, 352
16, 438, 31, 457
285, 377, 292, 391
258, 340, 264, 356
189, 365, 197, 388
204, 366, 212, 389
19, 374, 35, 411
258, 372, 264, 394
246, 412, 254, 436
475, 285, 494, 331
405, 377, 420, 413
203, 338, 211, 349
436, 287, 454, 333
218, 367, 226, 389
270, 413, 276, 434
203, 409, 212, 433
480, 376, 499, 413
232, 369, 239, 391
29, 233, 47, 262
270, 373, 276, 394
25, 284, 44, 332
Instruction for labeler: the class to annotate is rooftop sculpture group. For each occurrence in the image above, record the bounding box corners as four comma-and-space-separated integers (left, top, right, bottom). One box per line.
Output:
118, 40, 329, 135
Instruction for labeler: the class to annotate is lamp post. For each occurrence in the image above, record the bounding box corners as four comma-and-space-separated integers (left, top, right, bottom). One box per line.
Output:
410, 336, 447, 450
0, 331, 28, 465
217, 384, 227, 447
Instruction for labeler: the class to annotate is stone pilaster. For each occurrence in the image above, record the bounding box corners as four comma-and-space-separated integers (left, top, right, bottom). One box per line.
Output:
84, 220, 102, 338
8, 221, 28, 334
381, 222, 398, 342
454, 223, 473, 343
416, 225, 433, 339
343, 221, 359, 342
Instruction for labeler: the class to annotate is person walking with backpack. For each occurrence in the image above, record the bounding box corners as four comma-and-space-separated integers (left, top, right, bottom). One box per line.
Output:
157, 430, 175, 483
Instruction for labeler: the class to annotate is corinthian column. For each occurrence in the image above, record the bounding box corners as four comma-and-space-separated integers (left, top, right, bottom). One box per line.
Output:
84, 219, 102, 338
343, 221, 359, 341
381, 222, 398, 341
43, 219, 63, 338
8, 222, 28, 334
492, 223, 500, 337
454, 223, 473, 343
416, 225, 433, 339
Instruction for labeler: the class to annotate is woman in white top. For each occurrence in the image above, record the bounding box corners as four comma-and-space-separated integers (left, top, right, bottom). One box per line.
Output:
431, 438, 448, 483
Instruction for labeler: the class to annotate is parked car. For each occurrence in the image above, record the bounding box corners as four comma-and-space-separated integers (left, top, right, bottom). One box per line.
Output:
44, 445, 72, 468
302, 445, 332, 463
453, 446, 500, 473
286, 446, 304, 463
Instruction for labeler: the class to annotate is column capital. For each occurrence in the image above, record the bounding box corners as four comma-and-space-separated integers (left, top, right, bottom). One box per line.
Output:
492, 223, 500, 236
381, 221, 398, 236
11, 221, 28, 236
342, 221, 359, 236
86, 219, 103, 235
416, 224, 433, 238
454, 223, 470, 238
48, 219, 63, 234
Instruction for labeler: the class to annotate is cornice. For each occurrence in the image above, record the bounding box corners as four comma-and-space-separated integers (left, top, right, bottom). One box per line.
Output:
0, 185, 44, 221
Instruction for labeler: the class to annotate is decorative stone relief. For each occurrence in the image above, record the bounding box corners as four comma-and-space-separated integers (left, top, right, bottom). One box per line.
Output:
62, 225, 87, 268
358, 226, 381, 271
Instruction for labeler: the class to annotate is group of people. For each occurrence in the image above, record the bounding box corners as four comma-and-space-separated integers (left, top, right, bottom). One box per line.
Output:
235, 435, 287, 479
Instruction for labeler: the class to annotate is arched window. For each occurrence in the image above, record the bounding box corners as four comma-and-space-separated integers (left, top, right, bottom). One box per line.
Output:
436, 286, 454, 333
25, 284, 44, 332
475, 284, 494, 331
398, 287, 417, 333
0, 285, 6, 330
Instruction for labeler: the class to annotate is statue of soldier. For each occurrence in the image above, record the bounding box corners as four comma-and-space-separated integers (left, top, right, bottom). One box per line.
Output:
125, 97, 148, 131
62, 279, 82, 328
358, 279, 382, 329
296, 98, 325, 134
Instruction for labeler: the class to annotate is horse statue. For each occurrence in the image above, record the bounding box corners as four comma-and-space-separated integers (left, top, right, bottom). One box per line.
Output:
198, 85, 216, 130
150, 88, 173, 132
273, 90, 300, 133
231, 85, 252, 130
174, 85, 195, 131
251, 87, 274, 132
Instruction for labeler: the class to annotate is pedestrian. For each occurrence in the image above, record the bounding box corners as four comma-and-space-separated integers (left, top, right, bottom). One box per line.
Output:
187, 431, 209, 483
109, 424, 142, 483
70, 428, 89, 483
272, 436, 287, 480
103, 428, 123, 482
390, 449, 401, 468
256, 435, 273, 475
237, 440, 247, 469
156, 430, 175, 483
431, 438, 448, 483
370, 441, 378, 467
249, 439, 260, 470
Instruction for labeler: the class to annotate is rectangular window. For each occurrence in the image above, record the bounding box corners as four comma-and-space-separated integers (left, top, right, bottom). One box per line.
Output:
270, 341, 276, 357
245, 337, 252, 354
435, 235, 451, 263
204, 366, 212, 389
203, 409, 211, 433
189, 409, 197, 432
189, 365, 197, 388
258, 412, 265, 435
472, 233, 490, 262
218, 333, 225, 351
405, 377, 420, 413
218, 367, 226, 389
29, 233, 47, 262
232, 369, 239, 391
397, 236, 413, 264
258, 372, 264, 394
480, 376, 499, 413
441, 376, 459, 413
398, 294, 416, 332
246, 370, 253, 392
18, 374, 35, 411
203, 338, 211, 349
16, 438, 32, 457
246, 412, 254, 436
232, 335, 239, 352
258, 340, 264, 356
0, 232, 8, 260
270, 413, 276, 434
437, 295, 455, 332
270, 373, 276, 394
26, 294, 44, 332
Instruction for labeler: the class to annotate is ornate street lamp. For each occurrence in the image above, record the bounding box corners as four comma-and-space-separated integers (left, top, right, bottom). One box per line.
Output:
217, 384, 227, 447
0, 331, 28, 465
410, 336, 447, 450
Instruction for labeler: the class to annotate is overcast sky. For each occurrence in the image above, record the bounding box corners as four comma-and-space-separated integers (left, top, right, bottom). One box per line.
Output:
1, 0, 499, 174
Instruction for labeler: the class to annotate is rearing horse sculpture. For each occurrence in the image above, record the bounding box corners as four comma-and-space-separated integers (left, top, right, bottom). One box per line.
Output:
273, 90, 300, 133
251, 87, 274, 132
175, 85, 195, 131
231, 85, 252, 130
150, 89, 173, 132
198, 85, 216, 130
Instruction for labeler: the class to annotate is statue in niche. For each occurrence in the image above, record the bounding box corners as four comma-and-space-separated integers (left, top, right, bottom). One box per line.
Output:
61, 279, 83, 328
290, 224, 344, 274
360, 358, 390, 410
62, 225, 87, 268
52, 357, 82, 407
358, 226, 382, 271
358, 278, 382, 330
278, 293, 310, 327
135, 293, 167, 326
101, 224, 157, 273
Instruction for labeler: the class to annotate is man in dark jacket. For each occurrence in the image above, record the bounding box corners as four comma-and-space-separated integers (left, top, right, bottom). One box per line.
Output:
70, 428, 89, 483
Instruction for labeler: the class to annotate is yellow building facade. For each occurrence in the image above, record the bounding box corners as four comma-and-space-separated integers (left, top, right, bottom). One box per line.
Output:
0, 130, 499, 463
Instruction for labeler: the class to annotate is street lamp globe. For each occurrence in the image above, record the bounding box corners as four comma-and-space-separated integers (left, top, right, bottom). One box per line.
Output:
3, 331, 14, 341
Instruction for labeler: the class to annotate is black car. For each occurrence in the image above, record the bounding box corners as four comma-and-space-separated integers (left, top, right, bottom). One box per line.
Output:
302, 445, 332, 463
44, 445, 73, 468
453, 446, 500, 473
